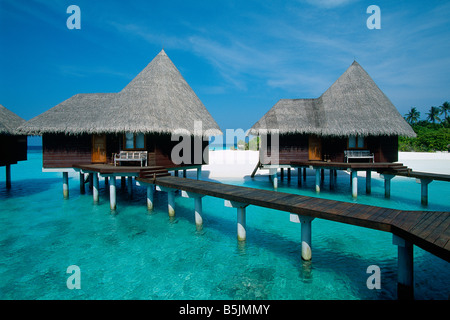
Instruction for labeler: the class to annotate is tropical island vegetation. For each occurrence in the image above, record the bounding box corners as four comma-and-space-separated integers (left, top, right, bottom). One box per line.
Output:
400, 101, 450, 152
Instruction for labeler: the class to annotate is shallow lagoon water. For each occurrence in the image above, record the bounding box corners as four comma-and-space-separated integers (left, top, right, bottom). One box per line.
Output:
0, 151, 449, 299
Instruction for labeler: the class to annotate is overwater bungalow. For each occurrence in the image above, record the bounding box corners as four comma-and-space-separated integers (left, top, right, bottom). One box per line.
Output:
250, 61, 416, 167
0, 104, 27, 189
20, 49, 221, 173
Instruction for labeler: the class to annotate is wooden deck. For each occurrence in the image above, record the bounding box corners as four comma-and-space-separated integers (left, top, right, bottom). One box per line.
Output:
137, 175, 450, 263
290, 160, 409, 172
72, 164, 171, 177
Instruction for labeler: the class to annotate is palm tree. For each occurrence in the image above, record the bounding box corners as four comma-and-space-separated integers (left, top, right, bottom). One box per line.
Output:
404, 107, 421, 124
440, 101, 450, 120
426, 106, 441, 124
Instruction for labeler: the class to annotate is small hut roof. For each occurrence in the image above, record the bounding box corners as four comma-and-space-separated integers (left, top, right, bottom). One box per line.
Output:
250, 61, 416, 138
19, 50, 222, 137
0, 104, 26, 135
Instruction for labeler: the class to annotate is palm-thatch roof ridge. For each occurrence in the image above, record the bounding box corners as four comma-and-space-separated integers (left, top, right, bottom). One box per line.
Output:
250, 61, 416, 138
0, 104, 26, 135
19, 50, 222, 137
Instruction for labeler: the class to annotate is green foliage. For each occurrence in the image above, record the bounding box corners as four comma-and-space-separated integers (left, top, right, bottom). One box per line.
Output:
399, 122, 450, 152
400, 101, 450, 152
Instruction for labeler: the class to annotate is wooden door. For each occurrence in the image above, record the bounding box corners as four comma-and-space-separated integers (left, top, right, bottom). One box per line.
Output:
308, 136, 322, 160
92, 134, 107, 163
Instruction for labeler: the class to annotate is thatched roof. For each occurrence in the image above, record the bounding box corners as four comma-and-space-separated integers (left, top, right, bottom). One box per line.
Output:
19, 50, 222, 137
0, 104, 26, 135
250, 61, 416, 138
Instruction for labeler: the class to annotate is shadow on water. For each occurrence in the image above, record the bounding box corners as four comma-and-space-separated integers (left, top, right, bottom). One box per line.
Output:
0, 178, 62, 199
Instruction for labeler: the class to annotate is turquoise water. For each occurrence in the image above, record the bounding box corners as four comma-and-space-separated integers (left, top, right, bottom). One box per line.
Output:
0, 151, 449, 300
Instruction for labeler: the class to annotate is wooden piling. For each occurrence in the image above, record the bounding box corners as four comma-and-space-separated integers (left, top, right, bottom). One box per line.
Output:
366, 170, 372, 194
5, 164, 11, 189
79, 172, 85, 194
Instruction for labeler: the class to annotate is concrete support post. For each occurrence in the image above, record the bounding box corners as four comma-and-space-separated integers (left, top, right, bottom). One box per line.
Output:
381, 174, 395, 198
315, 169, 320, 193
303, 167, 307, 181
181, 191, 205, 230
195, 197, 203, 230
183, 169, 187, 178
93, 172, 99, 204
301, 216, 314, 261
225, 200, 249, 241
366, 170, 372, 194
393, 235, 414, 300
287, 168, 291, 181
147, 185, 154, 211
197, 167, 202, 180
280, 168, 284, 180
167, 190, 175, 217
156, 185, 177, 217
79, 172, 85, 194
290, 213, 315, 261
110, 176, 117, 211
416, 178, 432, 206
5, 164, 11, 189
127, 176, 133, 197
329, 169, 334, 189
269, 168, 278, 189
63, 172, 69, 199
351, 170, 358, 198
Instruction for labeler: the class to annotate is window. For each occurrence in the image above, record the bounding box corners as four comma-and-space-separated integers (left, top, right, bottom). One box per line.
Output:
123, 132, 146, 150
348, 135, 365, 149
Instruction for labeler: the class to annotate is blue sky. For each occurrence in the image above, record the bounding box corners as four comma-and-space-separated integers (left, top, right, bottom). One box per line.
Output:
1, 0, 449, 134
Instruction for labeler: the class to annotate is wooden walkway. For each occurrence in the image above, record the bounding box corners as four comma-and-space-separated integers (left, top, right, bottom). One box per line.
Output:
137, 175, 450, 263
72, 164, 171, 177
